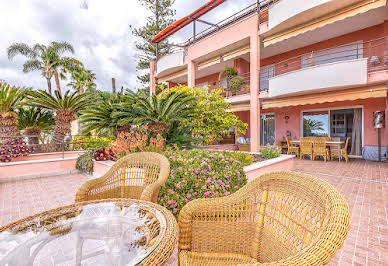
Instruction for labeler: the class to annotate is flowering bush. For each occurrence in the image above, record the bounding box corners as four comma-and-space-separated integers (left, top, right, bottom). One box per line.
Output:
94, 148, 115, 161
0, 137, 32, 162
110, 127, 166, 159
158, 149, 250, 218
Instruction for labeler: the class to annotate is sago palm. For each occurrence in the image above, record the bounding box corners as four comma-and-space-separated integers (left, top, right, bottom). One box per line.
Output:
7, 41, 78, 94
79, 94, 128, 135
17, 107, 55, 144
0, 82, 27, 143
114, 90, 197, 133
28, 90, 90, 142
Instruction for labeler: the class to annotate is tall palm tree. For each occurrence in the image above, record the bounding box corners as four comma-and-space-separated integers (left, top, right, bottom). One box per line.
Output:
7, 41, 77, 94
0, 82, 27, 143
28, 90, 91, 143
114, 91, 196, 133
17, 107, 55, 144
68, 67, 96, 94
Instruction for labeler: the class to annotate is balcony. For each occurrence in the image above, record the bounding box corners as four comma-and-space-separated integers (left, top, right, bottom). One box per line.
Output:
262, 37, 388, 98
156, 48, 185, 77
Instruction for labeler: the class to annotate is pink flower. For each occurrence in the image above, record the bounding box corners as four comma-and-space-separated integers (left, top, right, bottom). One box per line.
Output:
173, 208, 177, 214
235, 186, 239, 189
202, 185, 207, 189
187, 194, 192, 199
168, 199, 174, 205
204, 191, 210, 197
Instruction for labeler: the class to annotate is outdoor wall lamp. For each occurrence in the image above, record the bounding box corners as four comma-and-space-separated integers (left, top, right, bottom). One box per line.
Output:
285, 115, 289, 123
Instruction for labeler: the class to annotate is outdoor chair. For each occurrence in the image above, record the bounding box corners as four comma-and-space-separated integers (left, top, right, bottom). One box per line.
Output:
330, 137, 350, 163
300, 138, 313, 160
75, 152, 170, 203
313, 139, 328, 162
286, 136, 299, 157
178, 171, 350, 265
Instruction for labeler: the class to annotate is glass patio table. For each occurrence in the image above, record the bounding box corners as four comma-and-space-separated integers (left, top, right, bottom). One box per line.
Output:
0, 199, 178, 266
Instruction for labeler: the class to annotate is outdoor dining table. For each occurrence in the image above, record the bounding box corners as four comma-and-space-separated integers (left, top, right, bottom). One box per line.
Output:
0, 199, 178, 266
290, 140, 345, 148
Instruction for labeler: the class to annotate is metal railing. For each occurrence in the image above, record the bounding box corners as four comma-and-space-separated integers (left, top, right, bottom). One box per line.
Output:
259, 36, 388, 90
0, 134, 106, 161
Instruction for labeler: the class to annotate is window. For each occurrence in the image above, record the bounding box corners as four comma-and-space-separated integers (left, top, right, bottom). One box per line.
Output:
260, 64, 274, 91
303, 111, 329, 137
302, 41, 363, 68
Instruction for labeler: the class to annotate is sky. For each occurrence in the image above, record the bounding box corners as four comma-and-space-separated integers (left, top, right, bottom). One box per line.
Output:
0, 0, 255, 92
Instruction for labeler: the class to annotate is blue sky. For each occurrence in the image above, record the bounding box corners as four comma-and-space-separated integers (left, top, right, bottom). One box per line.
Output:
0, 0, 256, 92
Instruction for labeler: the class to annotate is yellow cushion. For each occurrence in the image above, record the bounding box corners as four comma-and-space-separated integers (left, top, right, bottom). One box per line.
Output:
179, 251, 257, 266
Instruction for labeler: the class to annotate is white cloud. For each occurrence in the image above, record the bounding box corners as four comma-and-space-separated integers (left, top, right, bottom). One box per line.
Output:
0, 0, 255, 91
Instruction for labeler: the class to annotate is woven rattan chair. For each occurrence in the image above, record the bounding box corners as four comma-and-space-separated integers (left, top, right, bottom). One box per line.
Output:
75, 152, 170, 203
300, 138, 313, 160
330, 137, 350, 163
178, 171, 350, 265
286, 137, 299, 157
313, 138, 328, 162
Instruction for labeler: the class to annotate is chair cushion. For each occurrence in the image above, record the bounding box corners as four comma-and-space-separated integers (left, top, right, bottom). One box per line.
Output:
179, 250, 257, 266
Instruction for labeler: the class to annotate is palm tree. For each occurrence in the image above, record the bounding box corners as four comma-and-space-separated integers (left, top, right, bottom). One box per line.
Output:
17, 107, 55, 144
7, 41, 77, 94
114, 91, 197, 133
79, 94, 128, 135
303, 118, 325, 137
0, 82, 27, 143
68, 67, 96, 94
28, 90, 91, 143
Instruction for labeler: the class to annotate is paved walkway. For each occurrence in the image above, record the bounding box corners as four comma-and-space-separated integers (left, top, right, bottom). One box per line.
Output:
294, 159, 388, 265
0, 159, 387, 265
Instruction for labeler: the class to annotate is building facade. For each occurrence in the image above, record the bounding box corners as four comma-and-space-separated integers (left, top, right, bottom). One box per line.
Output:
150, 0, 388, 159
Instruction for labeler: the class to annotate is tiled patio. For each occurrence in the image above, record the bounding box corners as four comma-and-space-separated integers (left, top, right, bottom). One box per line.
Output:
0, 159, 387, 265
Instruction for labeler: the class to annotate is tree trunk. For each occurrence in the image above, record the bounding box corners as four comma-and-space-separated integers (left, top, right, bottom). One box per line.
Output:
0, 112, 20, 144
112, 78, 116, 95
53, 69, 61, 96
52, 111, 75, 145
25, 127, 41, 145
46, 78, 52, 95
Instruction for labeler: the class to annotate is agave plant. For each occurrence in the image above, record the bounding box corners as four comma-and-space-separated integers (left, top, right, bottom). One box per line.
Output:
17, 107, 55, 144
0, 82, 27, 143
28, 90, 91, 143
114, 91, 197, 134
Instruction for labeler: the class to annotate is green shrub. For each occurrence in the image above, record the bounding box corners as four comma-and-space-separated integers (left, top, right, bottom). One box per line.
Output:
260, 145, 281, 160
158, 149, 248, 218
72, 136, 115, 151
76, 151, 94, 175
223, 67, 238, 78
228, 76, 246, 92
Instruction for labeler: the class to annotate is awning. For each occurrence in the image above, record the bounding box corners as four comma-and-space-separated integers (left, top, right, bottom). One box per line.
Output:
263, 0, 386, 47
157, 69, 187, 82
152, 0, 226, 43
231, 103, 250, 112
262, 85, 387, 109
223, 45, 250, 61
198, 57, 221, 70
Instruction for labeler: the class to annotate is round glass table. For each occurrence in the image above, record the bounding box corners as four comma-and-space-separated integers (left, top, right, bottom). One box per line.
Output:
0, 199, 177, 266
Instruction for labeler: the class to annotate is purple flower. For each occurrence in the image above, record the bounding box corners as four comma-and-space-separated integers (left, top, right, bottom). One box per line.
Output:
187, 193, 192, 199
217, 179, 223, 185
204, 191, 210, 197
235, 185, 239, 189
194, 170, 199, 175
170, 170, 174, 174
193, 192, 197, 196
168, 199, 174, 205
202, 185, 207, 189
190, 189, 194, 193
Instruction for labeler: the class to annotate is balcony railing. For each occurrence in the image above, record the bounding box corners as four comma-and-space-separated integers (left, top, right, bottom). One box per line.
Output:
219, 72, 251, 97
260, 36, 388, 91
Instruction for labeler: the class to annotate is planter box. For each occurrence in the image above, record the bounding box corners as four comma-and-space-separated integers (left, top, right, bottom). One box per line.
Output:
243, 155, 295, 182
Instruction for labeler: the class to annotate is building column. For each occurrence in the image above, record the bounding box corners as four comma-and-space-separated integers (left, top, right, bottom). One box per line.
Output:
188, 60, 196, 87
385, 90, 388, 142
249, 30, 261, 152
149, 60, 156, 95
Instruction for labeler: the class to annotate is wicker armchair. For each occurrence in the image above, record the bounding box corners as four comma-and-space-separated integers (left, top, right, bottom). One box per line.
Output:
300, 138, 313, 160
178, 171, 350, 265
330, 137, 350, 163
75, 152, 170, 203
286, 137, 299, 157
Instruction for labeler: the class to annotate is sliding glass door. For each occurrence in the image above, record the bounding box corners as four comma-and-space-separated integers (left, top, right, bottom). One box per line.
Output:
260, 114, 275, 145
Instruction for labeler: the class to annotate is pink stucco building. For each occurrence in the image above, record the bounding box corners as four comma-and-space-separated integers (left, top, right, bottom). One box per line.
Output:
150, 0, 388, 160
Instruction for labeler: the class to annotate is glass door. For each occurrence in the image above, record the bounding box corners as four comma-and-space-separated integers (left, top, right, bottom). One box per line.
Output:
260, 114, 275, 145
